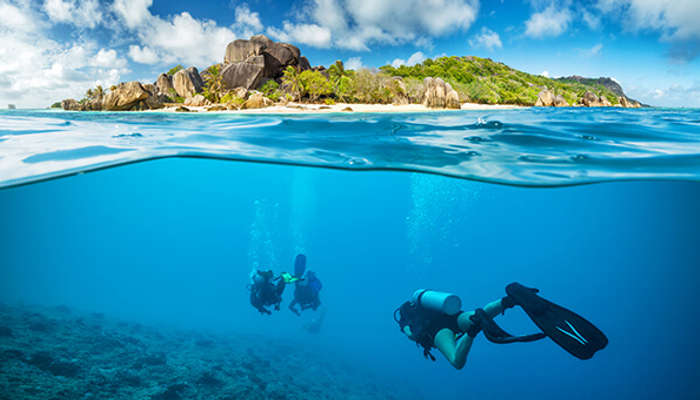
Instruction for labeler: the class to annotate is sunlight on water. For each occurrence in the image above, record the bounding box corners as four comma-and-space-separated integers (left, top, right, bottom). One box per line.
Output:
1, 108, 699, 188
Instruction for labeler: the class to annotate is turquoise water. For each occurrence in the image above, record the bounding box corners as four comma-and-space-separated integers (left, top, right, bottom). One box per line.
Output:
1, 108, 700, 188
1, 108, 700, 399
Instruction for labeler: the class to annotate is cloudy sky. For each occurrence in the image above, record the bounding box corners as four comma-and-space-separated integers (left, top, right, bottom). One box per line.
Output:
1, 0, 699, 107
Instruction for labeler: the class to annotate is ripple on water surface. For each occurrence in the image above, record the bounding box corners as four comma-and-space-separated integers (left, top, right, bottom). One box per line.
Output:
0, 108, 699, 188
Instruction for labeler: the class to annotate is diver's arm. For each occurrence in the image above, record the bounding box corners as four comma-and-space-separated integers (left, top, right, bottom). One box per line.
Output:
402, 326, 414, 340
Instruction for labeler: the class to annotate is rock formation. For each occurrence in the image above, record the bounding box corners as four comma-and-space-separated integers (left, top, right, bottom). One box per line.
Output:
184, 94, 208, 107
221, 58, 266, 91
61, 99, 81, 111
100, 81, 164, 111
553, 95, 569, 107
173, 67, 204, 98
155, 73, 174, 98
619, 96, 641, 108
535, 89, 555, 106
386, 77, 409, 105
241, 92, 273, 109
423, 77, 460, 109
221, 34, 309, 91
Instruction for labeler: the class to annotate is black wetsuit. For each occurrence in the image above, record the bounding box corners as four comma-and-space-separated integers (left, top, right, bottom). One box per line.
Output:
250, 278, 285, 315
396, 301, 463, 359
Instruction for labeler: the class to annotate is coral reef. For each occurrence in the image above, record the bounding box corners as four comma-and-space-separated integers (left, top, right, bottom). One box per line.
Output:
0, 304, 409, 400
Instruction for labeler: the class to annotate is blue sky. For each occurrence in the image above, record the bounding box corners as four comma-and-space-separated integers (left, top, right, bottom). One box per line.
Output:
1, 0, 699, 107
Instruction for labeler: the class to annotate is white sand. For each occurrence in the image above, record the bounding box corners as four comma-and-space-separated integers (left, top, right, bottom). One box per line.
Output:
158, 102, 524, 114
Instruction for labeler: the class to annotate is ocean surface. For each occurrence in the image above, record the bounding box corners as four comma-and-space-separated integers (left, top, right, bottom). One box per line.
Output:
1, 108, 700, 400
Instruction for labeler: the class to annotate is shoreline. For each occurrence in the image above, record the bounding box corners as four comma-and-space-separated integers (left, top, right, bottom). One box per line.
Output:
154, 102, 526, 114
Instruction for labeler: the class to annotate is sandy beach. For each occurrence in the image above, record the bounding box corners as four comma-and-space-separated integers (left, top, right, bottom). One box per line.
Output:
157, 102, 525, 114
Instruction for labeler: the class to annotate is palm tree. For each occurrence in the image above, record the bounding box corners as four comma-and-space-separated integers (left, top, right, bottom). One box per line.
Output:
282, 66, 302, 101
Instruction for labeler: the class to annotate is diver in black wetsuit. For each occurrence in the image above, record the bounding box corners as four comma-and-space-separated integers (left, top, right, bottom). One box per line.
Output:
248, 270, 286, 315
394, 283, 608, 369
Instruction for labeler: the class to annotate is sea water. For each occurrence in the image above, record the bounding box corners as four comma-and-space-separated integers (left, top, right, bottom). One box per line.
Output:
1, 109, 699, 400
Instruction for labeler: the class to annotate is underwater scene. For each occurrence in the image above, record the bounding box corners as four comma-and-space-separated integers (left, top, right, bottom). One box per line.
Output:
1, 109, 700, 400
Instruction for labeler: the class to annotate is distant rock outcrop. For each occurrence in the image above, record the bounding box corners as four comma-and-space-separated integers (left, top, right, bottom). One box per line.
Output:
184, 94, 208, 107
553, 94, 569, 107
61, 99, 81, 111
221, 57, 266, 91
102, 81, 150, 110
580, 91, 609, 107
101, 81, 163, 111
241, 92, 273, 109
173, 67, 204, 98
423, 77, 460, 109
535, 89, 554, 106
222, 34, 309, 90
620, 96, 641, 108
155, 73, 174, 98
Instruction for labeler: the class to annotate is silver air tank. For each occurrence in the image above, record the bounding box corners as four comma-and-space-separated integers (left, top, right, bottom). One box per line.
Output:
412, 289, 462, 315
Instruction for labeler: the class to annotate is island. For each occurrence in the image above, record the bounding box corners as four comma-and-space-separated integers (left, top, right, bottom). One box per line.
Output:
58, 35, 643, 112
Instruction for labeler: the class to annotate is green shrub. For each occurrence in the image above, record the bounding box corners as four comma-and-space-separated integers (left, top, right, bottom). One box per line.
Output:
260, 80, 280, 101
167, 65, 184, 76
299, 70, 333, 102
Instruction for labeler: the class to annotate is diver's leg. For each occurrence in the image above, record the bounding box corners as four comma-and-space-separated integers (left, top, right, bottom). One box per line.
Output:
289, 300, 300, 316
434, 328, 474, 370
456, 298, 507, 332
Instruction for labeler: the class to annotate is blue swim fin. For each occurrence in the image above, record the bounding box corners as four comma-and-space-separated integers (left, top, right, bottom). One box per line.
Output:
505, 282, 608, 360
294, 254, 307, 277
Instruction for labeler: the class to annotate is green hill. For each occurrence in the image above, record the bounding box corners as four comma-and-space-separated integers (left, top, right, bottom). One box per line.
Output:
379, 56, 623, 106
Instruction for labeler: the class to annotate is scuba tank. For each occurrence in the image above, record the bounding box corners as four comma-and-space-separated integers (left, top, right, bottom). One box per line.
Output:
412, 289, 462, 315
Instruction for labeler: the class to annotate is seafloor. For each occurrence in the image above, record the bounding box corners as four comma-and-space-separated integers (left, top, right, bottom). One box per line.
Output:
0, 303, 407, 400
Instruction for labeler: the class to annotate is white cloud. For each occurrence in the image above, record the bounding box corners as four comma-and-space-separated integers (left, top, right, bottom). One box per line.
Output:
112, 0, 153, 30
582, 43, 603, 56
581, 9, 601, 30
267, 22, 332, 48
43, 0, 103, 29
525, 4, 571, 38
233, 4, 263, 37
128, 45, 159, 64
91, 48, 127, 68
468, 27, 502, 50
345, 56, 364, 70
267, 0, 479, 50
390, 51, 426, 68
112, 4, 238, 66
0, 0, 41, 32
540, 70, 550, 77
596, 0, 700, 40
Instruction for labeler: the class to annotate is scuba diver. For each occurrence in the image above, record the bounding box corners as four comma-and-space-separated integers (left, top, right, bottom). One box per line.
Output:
288, 254, 323, 316
248, 269, 299, 315
394, 282, 608, 369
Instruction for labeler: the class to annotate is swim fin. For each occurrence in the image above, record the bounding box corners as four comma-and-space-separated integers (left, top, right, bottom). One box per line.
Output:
505, 282, 608, 360
294, 254, 307, 277
470, 308, 546, 343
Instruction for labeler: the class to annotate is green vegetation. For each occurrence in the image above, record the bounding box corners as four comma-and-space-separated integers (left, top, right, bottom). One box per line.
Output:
79, 85, 106, 104
281, 66, 303, 101
194, 56, 624, 107
299, 70, 333, 102
259, 80, 281, 101
167, 65, 184, 76
168, 88, 184, 103
380, 56, 621, 105
202, 65, 224, 103
50, 102, 62, 108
